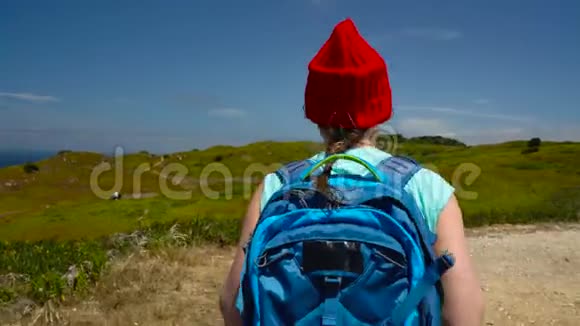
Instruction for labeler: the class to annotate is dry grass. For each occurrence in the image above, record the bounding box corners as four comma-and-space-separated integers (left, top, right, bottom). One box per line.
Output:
8, 246, 234, 326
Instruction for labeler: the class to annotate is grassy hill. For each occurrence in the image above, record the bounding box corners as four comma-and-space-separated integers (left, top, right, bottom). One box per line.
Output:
1, 138, 579, 241
1, 136, 579, 307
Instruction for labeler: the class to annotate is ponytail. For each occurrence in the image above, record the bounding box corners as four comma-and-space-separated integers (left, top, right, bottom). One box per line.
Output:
315, 127, 368, 197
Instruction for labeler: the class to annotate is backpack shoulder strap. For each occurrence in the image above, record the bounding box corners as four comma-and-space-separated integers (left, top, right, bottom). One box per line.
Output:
375, 155, 422, 189
374, 154, 437, 249
274, 159, 315, 186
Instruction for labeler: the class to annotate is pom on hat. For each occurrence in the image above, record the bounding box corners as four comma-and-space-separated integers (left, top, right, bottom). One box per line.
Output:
304, 18, 392, 129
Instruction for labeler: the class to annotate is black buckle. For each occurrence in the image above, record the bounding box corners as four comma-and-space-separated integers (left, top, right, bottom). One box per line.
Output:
323, 276, 342, 292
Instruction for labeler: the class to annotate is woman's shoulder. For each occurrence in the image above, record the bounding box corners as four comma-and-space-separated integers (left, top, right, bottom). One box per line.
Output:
404, 167, 455, 233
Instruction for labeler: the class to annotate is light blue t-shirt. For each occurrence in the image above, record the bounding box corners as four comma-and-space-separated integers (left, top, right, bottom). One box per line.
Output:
259, 146, 455, 234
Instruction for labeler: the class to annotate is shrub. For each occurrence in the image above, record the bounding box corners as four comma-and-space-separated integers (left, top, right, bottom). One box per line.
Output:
528, 137, 542, 148
0, 239, 108, 303
23, 162, 40, 174
523, 137, 542, 154
0, 215, 242, 306
0, 287, 16, 304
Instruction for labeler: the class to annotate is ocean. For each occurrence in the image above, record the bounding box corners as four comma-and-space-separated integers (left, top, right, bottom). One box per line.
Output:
0, 150, 56, 168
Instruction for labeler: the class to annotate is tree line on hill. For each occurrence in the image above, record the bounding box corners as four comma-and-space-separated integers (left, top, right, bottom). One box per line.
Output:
377, 134, 468, 147
377, 133, 545, 153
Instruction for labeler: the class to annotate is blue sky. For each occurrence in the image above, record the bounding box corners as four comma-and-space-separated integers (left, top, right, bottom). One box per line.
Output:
1, 0, 579, 154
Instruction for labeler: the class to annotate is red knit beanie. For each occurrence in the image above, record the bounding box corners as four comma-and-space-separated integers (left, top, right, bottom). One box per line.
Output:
304, 18, 392, 129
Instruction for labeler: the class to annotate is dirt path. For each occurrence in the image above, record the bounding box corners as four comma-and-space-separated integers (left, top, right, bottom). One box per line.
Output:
6, 223, 580, 326
467, 224, 580, 325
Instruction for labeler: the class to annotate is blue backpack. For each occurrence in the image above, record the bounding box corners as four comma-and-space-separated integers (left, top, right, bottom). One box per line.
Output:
236, 153, 455, 325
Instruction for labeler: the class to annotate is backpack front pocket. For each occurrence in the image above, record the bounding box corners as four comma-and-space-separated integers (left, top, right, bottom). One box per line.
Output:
339, 244, 410, 323
256, 244, 322, 324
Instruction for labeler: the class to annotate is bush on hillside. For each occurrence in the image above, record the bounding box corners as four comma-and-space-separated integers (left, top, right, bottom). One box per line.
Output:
528, 137, 542, 148
522, 137, 542, 154
22, 162, 40, 174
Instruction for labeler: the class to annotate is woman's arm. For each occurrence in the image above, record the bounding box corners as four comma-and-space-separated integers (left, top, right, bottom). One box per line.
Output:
435, 194, 485, 325
219, 182, 264, 326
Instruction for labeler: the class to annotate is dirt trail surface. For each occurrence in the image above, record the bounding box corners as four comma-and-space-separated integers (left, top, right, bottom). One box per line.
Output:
466, 224, 580, 325
4, 223, 580, 326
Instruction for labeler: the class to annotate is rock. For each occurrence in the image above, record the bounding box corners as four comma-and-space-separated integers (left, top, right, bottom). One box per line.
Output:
62, 265, 79, 288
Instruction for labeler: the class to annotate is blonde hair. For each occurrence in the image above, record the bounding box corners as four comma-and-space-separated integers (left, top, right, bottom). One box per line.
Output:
315, 126, 378, 196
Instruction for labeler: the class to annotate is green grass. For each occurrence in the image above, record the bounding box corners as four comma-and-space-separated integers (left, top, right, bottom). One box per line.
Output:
1, 138, 579, 307
0, 196, 249, 242
1, 139, 580, 241
0, 239, 108, 303
0, 216, 241, 304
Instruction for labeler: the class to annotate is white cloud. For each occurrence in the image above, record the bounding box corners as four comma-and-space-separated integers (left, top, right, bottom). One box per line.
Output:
397, 105, 531, 123
395, 118, 457, 138
461, 127, 525, 140
401, 28, 462, 41
0, 92, 60, 103
395, 119, 522, 145
368, 27, 463, 46
207, 108, 246, 118
393, 115, 580, 145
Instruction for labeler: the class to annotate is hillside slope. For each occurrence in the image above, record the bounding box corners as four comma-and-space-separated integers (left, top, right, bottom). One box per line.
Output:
0, 138, 579, 241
